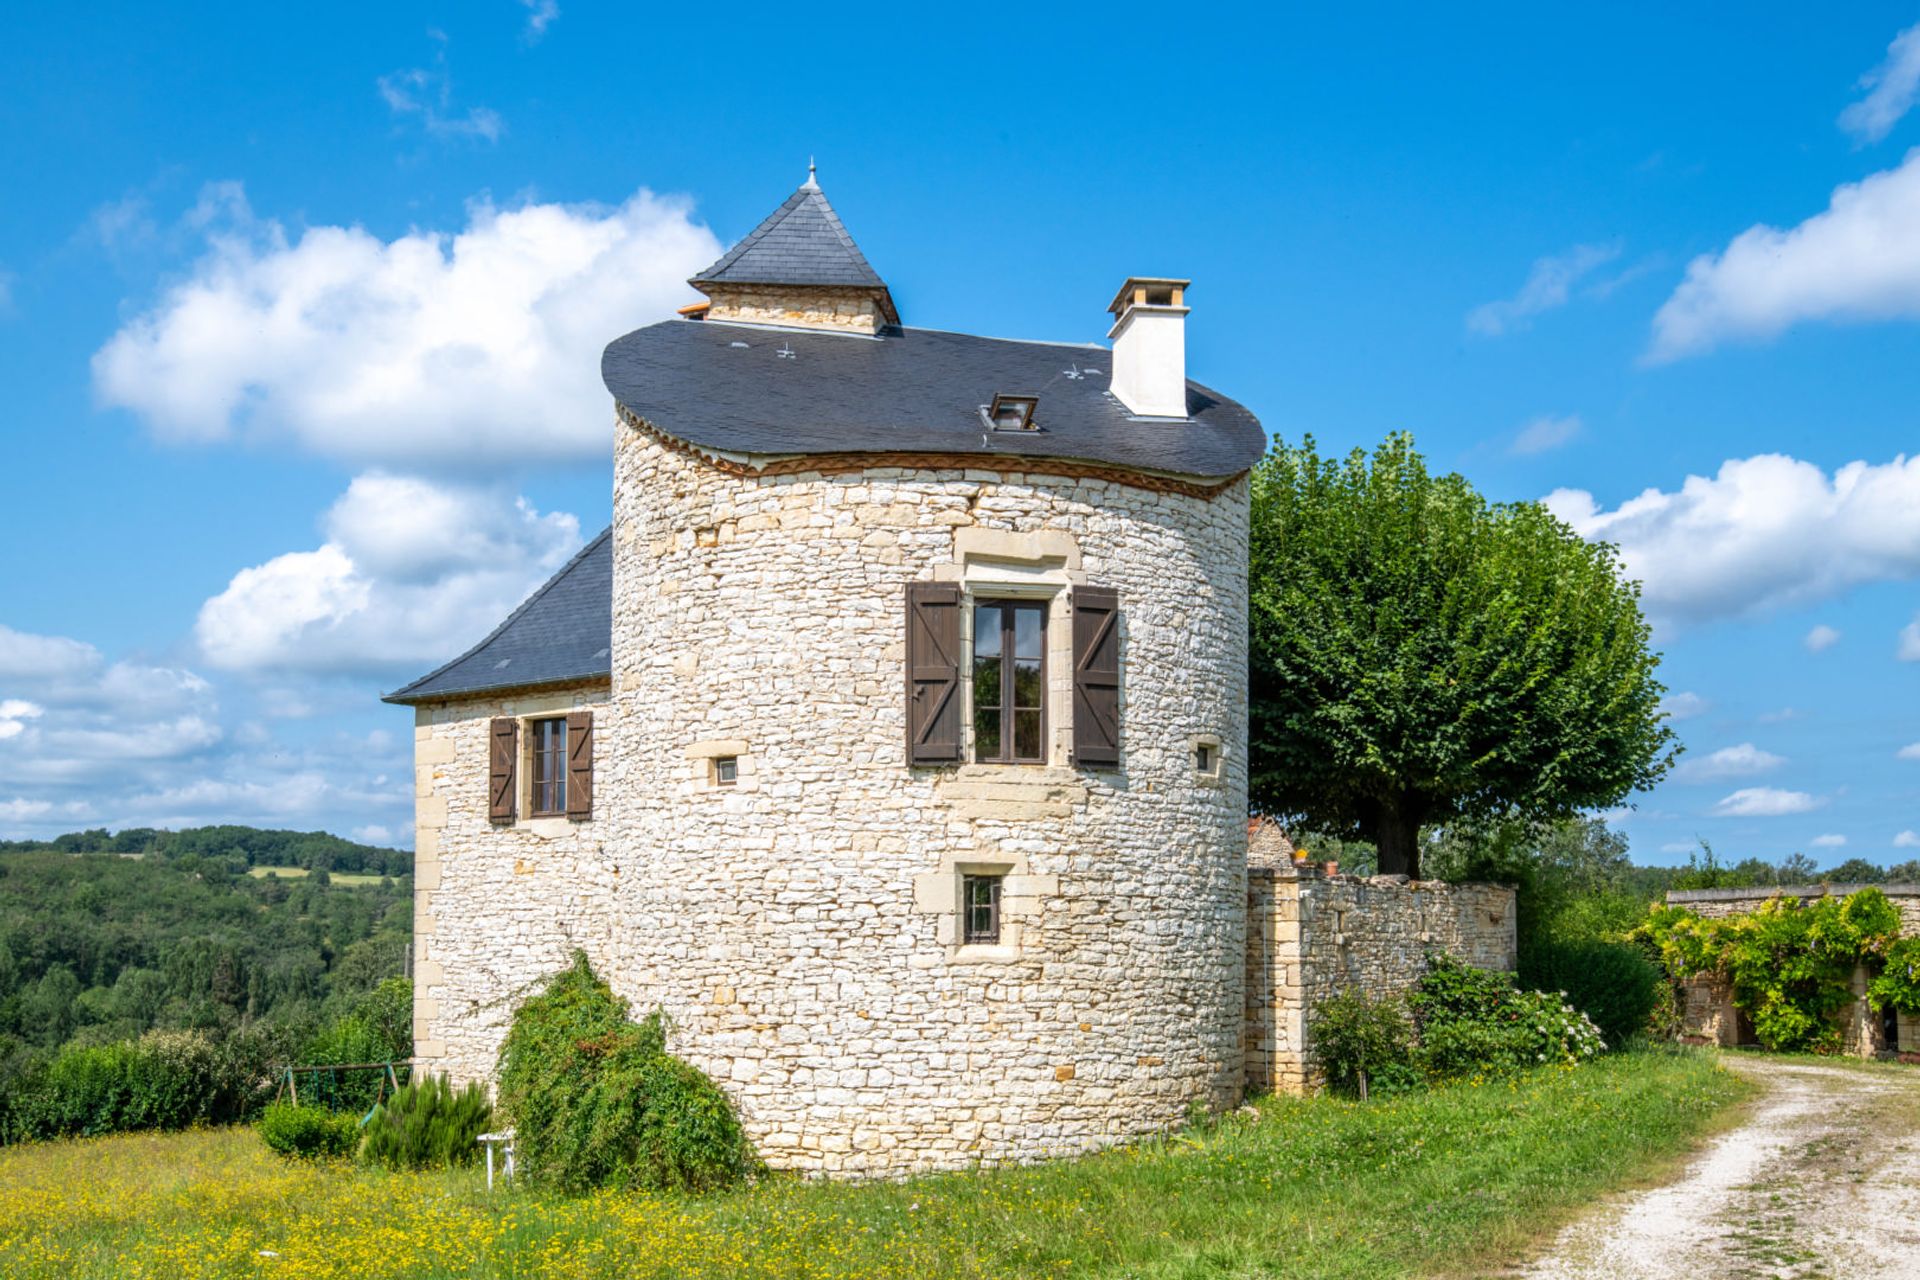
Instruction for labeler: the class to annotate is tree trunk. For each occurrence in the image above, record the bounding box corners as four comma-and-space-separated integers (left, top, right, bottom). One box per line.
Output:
1364, 798, 1425, 878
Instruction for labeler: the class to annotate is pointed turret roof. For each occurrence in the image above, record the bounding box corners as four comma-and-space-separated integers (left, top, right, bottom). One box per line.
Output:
690, 168, 892, 297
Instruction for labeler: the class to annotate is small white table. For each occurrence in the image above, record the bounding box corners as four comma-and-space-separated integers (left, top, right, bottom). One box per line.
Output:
476, 1129, 517, 1190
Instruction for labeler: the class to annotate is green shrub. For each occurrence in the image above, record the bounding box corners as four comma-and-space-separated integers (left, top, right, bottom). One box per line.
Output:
496, 952, 757, 1192
258, 1101, 360, 1159
1309, 991, 1420, 1097
19, 1029, 231, 1138
360, 1074, 492, 1171
1410, 954, 1605, 1078
1521, 939, 1662, 1048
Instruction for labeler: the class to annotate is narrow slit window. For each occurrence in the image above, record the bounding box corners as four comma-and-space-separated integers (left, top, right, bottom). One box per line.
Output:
972, 599, 1046, 764
529, 717, 567, 816
1195, 743, 1215, 775
962, 874, 1002, 945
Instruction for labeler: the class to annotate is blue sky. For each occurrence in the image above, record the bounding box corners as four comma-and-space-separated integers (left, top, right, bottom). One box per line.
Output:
3, 2, 1918, 863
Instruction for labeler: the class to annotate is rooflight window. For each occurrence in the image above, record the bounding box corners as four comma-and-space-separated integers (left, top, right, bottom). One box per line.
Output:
987, 394, 1039, 432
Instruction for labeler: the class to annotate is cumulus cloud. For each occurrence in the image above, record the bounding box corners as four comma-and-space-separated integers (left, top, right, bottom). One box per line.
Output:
1649, 150, 1920, 360
377, 35, 503, 142
196, 472, 580, 674
520, 0, 559, 40
1712, 787, 1820, 817
1804, 624, 1842, 653
93, 183, 720, 469
1545, 452, 1920, 627
0, 699, 42, 741
1510, 414, 1582, 457
1660, 691, 1709, 721
1841, 23, 1920, 144
1675, 743, 1786, 783
1467, 242, 1622, 336
1898, 830, 1920, 848
1901, 615, 1920, 660
1812, 833, 1848, 848
1899, 743, 1920, 760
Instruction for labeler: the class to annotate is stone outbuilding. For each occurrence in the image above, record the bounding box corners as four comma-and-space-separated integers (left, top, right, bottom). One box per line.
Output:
1667, 884, 1920, 1058
387, 171, 1515, 1175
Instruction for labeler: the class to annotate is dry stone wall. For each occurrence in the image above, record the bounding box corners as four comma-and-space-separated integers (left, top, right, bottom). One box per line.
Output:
1245, 861, 1517, 1094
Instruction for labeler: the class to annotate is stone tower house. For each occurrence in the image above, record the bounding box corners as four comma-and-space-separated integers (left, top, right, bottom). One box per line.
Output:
387, 171, 1270, 1175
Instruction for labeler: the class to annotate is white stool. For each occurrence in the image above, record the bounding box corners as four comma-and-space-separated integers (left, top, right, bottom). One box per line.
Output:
476, 1129, 517, 1190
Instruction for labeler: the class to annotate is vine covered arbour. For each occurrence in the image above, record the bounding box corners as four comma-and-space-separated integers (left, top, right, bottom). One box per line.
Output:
1634, 887, 1920, 1052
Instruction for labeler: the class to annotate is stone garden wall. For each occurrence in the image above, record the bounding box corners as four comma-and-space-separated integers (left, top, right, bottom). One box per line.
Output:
1245, 860, 1517, 1094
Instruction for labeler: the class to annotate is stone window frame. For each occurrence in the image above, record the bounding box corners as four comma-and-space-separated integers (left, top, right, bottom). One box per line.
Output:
687, 738, 757, 793
1190, 732, 1226, 787
912, 853, 1058, 964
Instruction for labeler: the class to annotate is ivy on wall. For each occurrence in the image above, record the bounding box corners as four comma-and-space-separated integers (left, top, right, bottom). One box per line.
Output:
1632, 888, 1907, 1053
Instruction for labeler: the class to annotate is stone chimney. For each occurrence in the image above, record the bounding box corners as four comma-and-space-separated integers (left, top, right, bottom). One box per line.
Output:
1106, 277, 1191, 419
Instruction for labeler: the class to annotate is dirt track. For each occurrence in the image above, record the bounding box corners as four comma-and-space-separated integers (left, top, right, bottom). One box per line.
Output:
1515, 1055, 1920, 1279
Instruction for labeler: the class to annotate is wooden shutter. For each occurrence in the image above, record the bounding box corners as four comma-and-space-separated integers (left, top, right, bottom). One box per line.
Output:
565, 710, 594, 820
488, 718, 518, 823
905, 581, 962, 764
1071, 586, 1121, 767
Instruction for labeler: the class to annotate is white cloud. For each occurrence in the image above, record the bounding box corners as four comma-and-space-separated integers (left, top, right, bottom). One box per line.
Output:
352, 823, 394, 845
520, 0, 559, 40
1841, 23, 1920, 144
196, 473, 580, 674
1900, 615, 1920, 661
1712, 787, 1821, 817
93, 183, 720, 469
1545, 452, 1920, 627
1468, 242, 1622, 336
1511, 414, 1582, 457
1659, 841, 1696, 854
0, 699, 42, 740
377, 35, 503, 142
1650, 150, 1920, 360
1811, 833, 1848, 848
1804, 624, 1842, 652
1676, 743, 1786, 782
1659, 691, 1709, 721
1897, 830, 1920, 848
1758, 707, 1802, 724
0, 799, 52, 823
1899, 743, 1920, 760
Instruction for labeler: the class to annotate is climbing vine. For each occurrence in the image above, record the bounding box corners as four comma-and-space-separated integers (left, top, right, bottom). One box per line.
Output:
1631, 888, 1906, 1053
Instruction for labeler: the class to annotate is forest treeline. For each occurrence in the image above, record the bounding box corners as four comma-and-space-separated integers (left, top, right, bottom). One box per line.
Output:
0, 827, 412, 1140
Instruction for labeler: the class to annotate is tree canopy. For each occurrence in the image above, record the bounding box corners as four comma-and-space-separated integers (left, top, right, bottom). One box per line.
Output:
1249, 434, 1676, 877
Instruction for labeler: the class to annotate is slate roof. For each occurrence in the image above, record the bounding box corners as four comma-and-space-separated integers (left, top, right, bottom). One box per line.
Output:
383, 528, 612, 705
691, 177, 888, 290
602, 318, 1267, 481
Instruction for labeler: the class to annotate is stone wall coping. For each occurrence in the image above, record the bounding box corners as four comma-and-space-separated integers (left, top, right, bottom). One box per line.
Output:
1246, 863, 1515, 891
1667, 883, 1920, 904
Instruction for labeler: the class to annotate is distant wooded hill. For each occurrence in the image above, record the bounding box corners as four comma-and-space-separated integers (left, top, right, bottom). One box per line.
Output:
0, 826, 411, 1056
0, 824, 410, 877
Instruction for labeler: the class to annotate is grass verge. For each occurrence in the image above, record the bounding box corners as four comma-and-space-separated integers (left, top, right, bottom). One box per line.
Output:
0, 1047, 1749, 1280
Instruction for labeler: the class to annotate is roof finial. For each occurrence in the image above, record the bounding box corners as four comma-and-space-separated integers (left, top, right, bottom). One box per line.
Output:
803, 156, 819, 191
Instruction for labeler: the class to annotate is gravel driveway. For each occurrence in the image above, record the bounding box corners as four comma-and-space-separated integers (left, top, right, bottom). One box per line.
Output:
1515, 1054, 1920, 1279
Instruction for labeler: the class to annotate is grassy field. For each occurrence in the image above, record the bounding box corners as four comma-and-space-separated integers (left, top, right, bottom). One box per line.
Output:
246, 866, 390, 886
0, 1048, 1749, 1280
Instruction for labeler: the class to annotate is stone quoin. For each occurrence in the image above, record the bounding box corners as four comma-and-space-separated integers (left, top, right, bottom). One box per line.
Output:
386, 170, 1516, 1176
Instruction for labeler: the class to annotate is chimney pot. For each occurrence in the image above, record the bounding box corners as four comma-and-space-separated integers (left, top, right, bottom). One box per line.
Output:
1106, 276, 1191, 419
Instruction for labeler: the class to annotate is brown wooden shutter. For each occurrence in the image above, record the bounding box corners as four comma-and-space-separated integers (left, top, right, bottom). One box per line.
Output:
1071, 586, 1121, 767
488, 717, 518, 823
905, 581, 962, 764
565, 710, 594, 819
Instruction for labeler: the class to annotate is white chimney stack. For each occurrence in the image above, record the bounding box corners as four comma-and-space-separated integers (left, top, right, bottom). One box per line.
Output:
1106, 277, 1191, 419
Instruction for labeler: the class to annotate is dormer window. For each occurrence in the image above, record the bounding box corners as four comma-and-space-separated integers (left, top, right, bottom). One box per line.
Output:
986, 394, 1039, 432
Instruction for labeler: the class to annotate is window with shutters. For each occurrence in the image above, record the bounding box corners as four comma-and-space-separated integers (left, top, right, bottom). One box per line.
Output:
528, 717, 567, 816
971, 599, 1046, 764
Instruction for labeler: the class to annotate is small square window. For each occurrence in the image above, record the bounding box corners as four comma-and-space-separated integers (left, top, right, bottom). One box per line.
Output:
713, 756, 738, 786
1195, 743, 1214, 774
962, 874, 1002, 945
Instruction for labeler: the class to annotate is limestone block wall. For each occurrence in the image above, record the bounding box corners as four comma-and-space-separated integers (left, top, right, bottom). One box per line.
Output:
702, 285, 886, 334
409, 682, 616, 1082
1246, 864, 1516, 1094
601, 417, 1250, 1176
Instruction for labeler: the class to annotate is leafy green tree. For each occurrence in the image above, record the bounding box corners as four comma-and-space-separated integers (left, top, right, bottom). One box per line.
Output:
1826, 857, 1885, 884
1249, 434, 1678, 876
